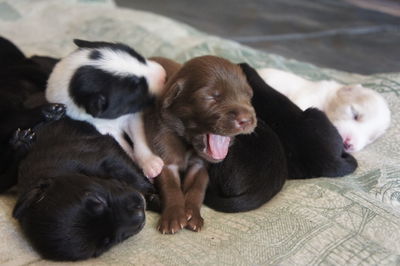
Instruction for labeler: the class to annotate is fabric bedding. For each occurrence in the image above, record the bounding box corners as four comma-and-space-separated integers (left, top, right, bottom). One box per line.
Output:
0, 0, 399, 265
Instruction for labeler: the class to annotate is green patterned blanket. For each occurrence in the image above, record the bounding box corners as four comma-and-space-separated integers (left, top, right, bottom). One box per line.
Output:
0, 0, 399, 265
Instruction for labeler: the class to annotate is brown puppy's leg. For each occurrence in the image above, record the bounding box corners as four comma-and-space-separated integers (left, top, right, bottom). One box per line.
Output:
156, 164, 187, 234
182, 160, 209, 232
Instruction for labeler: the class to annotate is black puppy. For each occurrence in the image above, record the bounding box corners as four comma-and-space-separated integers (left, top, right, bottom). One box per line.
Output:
205, 119, 287, 213
11, 118, 156, 261
204, 64, 357, 213
0, 37, 159, 261
0, 37, 64, 192
240, 63, 357, 179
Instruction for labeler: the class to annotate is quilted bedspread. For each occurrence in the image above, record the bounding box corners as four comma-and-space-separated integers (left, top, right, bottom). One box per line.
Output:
0, 0, 399, 265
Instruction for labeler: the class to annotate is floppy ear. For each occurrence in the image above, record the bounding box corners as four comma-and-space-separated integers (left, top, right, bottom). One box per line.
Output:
162, 79, 184, 109
87, 94, 107, 117
12, 178, 53, 219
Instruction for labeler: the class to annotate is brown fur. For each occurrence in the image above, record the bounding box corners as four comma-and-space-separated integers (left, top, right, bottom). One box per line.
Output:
149, 57, 181, 82
144, 56, 257, 234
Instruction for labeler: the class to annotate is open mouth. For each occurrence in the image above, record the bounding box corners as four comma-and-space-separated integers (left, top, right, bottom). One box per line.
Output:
205, 133, 232, 161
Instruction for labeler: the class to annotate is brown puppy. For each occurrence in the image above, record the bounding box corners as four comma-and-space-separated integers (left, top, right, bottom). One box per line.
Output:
144, 56, 257, 234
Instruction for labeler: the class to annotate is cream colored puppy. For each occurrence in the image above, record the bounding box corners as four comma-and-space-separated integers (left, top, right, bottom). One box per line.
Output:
257, 68, 391, 152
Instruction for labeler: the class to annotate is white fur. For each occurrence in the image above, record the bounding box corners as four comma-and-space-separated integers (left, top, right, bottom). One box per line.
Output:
257, 68, 391, 152
46, 46, 166, 178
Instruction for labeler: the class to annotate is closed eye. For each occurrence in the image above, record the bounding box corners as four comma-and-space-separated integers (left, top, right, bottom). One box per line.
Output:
205, 90, 221, 102
204, 95, 216, 101
351, 106, 361, 121
127, 203, 143, 212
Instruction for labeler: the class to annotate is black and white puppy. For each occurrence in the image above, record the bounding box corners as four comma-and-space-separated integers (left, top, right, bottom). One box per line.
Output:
0, 37, 159, 261
204, 64, 358, 213
12, 118, 156, 261
46, 40, 166, 178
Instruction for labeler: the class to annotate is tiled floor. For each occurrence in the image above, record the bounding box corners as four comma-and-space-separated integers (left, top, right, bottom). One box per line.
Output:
116, 0, 400, 74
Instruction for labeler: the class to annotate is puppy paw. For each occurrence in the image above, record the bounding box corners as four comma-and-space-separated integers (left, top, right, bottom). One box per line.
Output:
140, 155, 164, 178
41, 103, 66, 121
157, 206, 187, 234
9, 128, 36, 150
185, 206, 204, 232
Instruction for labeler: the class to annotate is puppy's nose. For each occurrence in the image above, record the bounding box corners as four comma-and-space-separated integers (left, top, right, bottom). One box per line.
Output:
234, 113, 254, 130
343, 138, 353, 151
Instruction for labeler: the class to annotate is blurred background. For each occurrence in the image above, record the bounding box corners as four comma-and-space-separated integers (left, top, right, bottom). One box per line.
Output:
116, 0, 400, 74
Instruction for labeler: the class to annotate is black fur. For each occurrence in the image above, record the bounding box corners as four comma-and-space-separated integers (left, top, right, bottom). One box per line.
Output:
0, 37, 25, 67
73, 39, 146, 64
0, 37, 62, 192
240, 63, 357, 179
205, 119, 287, 212
89, 50, 102, 60
29, 55, 59, 74
0, 103, 66, 193
69, 65, 153, 118
12, 118, 156, 261
204, 64, 357, 214
0, 37, 160, 261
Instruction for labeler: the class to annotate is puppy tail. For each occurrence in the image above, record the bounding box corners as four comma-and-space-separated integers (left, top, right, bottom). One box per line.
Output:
204, 179, 284, 213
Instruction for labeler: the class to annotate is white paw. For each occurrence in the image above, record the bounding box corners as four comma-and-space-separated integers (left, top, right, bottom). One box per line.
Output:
140, 155, 164, 178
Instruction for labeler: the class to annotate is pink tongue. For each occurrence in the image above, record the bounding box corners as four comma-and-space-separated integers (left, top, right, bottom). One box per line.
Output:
208, 134, 231, 160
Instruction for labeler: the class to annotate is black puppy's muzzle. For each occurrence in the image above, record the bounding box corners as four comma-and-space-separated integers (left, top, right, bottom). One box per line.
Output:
116, 208, 146, 242
116, 221, 145, 242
